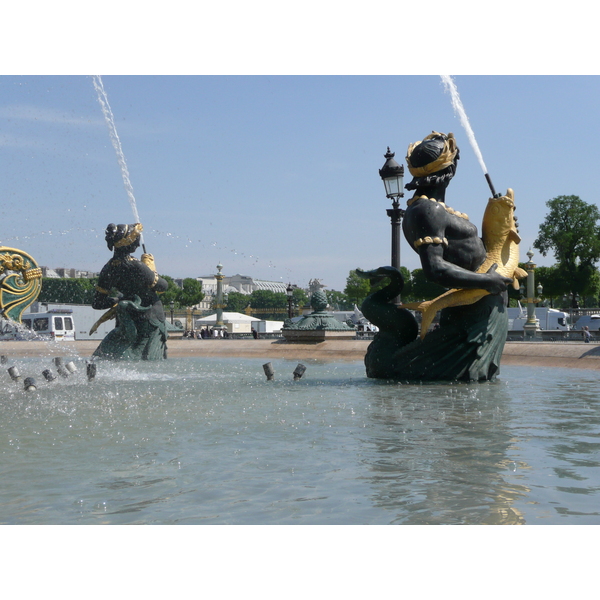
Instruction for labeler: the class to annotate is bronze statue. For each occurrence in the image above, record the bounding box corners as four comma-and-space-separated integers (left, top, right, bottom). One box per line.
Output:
359, 132, 526, 381
0, 247, 42, 323
91, 223, 169, 360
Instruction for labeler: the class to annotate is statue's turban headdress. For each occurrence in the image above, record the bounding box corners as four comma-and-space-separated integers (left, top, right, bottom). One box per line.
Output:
106, 223, 143, 251
406, 132, 459, 178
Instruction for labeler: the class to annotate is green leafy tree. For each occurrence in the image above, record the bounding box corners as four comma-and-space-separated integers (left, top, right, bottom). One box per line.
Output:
398, 266, 413, 301
224, 291, 251, 313
344, 270, 371, 305
38, 278, 98, 304
533, 265, 564, 303
159, 275, 185, 307
250, 290, 287, 309
533, 195, 600, 298
249, 289, 287, 320
292, 287, 308, 309
325, 290, 352, 310
410, 268, 447, 301
176, 278, 204, 309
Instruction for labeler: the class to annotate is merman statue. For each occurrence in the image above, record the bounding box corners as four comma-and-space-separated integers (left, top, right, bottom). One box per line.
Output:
91, 223, 169, 360
358, 132, 526, 381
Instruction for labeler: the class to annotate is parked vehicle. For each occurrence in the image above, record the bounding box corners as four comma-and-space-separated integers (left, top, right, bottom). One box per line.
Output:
21, 309, 76, 341
572, 314, 600, 331
507, 306, 570, 331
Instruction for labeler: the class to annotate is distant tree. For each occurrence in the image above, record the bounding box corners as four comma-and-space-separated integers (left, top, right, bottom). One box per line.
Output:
224, 291, 250, 313
410, 268, 447, 301
292, 287, 308, 309
38, 277, 98, 304
249, 289, 288, 320
344, 270, 371, 305
533, 195, 600, 298
325, 290, 352, 310
533, 265, 563, 302
250, 290, 287, 309
176, 278, 204, 309
398, 266, 413, 301
159, 275, 184, 307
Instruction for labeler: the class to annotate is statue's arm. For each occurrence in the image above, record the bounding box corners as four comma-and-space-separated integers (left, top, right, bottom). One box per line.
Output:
92, 267, 115, 309
137, 260, 168, 293
152, 275, 168, 294
419, 244, 511, 293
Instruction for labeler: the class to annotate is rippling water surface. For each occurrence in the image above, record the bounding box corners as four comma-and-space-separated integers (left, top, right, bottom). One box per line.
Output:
0, 356, 598, 524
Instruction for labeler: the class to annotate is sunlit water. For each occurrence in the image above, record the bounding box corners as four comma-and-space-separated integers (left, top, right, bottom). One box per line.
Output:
0, 356, 598, 524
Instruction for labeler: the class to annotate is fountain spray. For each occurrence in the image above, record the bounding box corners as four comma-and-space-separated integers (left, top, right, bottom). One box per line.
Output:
92, 75, 148, 252
440, 76, 500, 198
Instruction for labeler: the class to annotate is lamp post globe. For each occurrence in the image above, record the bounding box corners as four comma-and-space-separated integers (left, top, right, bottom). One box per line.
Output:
379, 147, 404, 201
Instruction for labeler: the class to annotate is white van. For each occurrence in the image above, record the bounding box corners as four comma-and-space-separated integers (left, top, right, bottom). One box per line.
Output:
21, 310, 76, 341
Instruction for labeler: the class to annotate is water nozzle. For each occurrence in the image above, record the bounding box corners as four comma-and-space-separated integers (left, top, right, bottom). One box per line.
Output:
65, 361, 77, 374
293, 364, 306, 381
485, 173, 501, 198
42, 369, 56, 382
86, 361, 97, 381
263, 362, 275, 381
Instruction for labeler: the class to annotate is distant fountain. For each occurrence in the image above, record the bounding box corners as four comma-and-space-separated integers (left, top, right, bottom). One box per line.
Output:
282, 289, 355, 343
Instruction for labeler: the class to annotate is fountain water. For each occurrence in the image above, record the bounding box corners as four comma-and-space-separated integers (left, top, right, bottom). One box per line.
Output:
92, 75, 146, 251
441, 75, 499, 197
1, 356, 599, 524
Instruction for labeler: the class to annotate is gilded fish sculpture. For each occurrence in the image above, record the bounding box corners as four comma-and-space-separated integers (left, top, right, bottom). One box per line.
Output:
403, 188, 527, 338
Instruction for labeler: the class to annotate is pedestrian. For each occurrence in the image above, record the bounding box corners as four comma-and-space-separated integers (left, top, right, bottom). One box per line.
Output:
583, 326, 591, 343
252, 328, 258, 339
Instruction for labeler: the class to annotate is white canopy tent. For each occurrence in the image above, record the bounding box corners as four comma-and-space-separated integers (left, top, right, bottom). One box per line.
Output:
195, 312, 261, 324
194, 311, 261, 334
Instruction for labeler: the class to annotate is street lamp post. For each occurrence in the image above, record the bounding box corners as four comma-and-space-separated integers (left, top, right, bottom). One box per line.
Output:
215, 263, 225, 330
286, 283, 294, 319
379, 147, 405, 304
523, 249, 540, 339
536, 283, 543, 307
566, 292, 580, 329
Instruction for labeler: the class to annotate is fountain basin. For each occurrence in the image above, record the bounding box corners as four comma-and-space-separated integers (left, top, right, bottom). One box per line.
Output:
281, 329, 357, 343
1, 355, 599, 525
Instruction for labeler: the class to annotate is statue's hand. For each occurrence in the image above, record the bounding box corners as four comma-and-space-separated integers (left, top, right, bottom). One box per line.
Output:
141, 253, 157, 272
108, 292, 124, 305
484, 263, 513, 294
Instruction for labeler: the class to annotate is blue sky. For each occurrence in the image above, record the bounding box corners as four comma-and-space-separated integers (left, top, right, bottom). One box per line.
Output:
2, 74, 600, 291
2, 4, 599, 293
